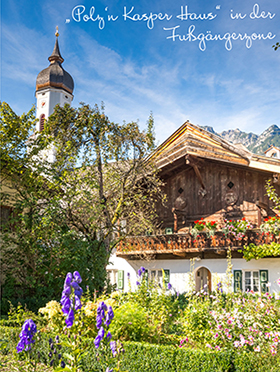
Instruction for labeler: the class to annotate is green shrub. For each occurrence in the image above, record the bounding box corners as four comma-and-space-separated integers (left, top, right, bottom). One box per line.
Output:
2, 328, 280, 372
0, 326, 21, 355
233, 350, 280, 372
110, 302, 153, 342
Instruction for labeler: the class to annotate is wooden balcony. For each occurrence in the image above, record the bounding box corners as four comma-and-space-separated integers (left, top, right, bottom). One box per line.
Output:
117, 230, 279, 260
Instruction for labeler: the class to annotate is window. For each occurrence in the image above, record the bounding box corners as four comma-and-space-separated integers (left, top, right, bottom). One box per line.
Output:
150, 269, 170, 287
234, 270, 268, 293
244, 271, 259, 292
39, 114, 45, 132
107, 269, 124, 290
107, 269, 118, 287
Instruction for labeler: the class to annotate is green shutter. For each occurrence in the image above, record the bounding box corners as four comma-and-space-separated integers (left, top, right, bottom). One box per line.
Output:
117, 270, 124, 290
259, 270, 268, 293
143, 269, 149, 284
234, 270, 242, 292
164, 269, 170, 285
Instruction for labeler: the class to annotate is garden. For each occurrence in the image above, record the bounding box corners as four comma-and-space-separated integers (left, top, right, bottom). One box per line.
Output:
1, 266, 280, 372
1, 104, 280, 371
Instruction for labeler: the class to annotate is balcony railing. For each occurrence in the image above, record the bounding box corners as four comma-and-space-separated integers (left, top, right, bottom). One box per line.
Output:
117, 230, 280, 258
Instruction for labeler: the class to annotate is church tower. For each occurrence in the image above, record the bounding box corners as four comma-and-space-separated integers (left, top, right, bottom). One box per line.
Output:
35, 27, 74, 133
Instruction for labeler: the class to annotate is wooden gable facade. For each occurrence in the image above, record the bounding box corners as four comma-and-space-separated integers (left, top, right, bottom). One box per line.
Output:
153, 122, 280, 233
117, 122, 280, 260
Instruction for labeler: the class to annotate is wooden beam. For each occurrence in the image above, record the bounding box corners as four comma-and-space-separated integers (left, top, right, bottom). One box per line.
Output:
173, 252, 187, 257
185, 155, 205, 190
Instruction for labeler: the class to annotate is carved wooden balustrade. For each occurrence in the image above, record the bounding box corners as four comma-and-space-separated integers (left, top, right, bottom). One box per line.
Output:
116, 230, 279, 259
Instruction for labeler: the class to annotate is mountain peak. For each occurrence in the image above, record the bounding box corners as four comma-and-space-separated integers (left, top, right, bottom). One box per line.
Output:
200, 124, 280, 155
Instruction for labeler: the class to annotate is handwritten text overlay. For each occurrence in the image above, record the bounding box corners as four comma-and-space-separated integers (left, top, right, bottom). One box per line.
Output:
67, 3, 277, 51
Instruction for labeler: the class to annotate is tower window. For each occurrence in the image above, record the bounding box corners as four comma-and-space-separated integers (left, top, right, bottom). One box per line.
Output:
39, 114, 45, 132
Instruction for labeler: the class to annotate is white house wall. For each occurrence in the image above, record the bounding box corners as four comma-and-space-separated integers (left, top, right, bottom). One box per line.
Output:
106, 252, 138, 292
110, 255, 280, 294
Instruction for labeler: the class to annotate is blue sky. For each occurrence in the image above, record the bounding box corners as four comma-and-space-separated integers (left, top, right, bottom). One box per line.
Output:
1, 0, 280, 144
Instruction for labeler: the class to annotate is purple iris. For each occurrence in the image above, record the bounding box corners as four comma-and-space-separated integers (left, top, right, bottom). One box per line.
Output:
137, 266, 146, 277
60, 271, 83, 328
107, 306, 114, 320
73, 271, 82, 283
104, 306, 114, 326
167, 283, 172, 290
96, 315, 103, 329
110, 341, 117, 356
94, 335, 102, 349
217, 282, 223, 293
16, 319, 37, 353
65, 309, 75, 328
94, 302, 115, 349
105, 313, 111, 327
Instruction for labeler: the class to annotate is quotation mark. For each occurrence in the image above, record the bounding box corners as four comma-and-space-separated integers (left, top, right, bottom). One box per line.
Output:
65, 19, 70, 23
216, 5, 221, 10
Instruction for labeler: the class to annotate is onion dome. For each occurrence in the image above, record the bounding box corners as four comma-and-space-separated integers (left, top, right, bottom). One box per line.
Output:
36, 32, 74, 95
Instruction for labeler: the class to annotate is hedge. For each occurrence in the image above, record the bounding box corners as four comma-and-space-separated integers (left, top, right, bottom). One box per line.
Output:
1, 326, 280, 371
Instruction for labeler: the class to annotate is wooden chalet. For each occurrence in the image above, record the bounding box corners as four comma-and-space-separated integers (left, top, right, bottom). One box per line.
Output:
113, 122, 280, 294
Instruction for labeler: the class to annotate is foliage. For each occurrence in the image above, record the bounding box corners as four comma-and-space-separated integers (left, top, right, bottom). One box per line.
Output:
38, 301, 64, 333
260, 216, 280, 235
0, 302, 45, 329
0, 102, 164, 314
1, 279, 280, 371
120, 342, 232, 372
240, 180, 280, 261
265, 179, 280, 213
94, 301, 125, 372
242, 242, 280, 261
109, 302, 152, 342
181, 290, 280, 355
191, 219, 217, 238
115, 271, 184, 344
205, 220, 217, 231
193, 219, 206, 232
3, 336, 280, 372
224, 248, 233, 292
222, 218, 253, 240
0, 102, 37, 171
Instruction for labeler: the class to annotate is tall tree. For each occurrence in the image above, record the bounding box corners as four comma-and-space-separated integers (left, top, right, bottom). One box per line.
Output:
0, 102, 164, 312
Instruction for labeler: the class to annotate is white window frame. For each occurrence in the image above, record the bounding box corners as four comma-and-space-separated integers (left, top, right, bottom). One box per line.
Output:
243, 270, 260, 292
150, 269, 163, 285
107, 269, 118, 286
149, 269, 170, 287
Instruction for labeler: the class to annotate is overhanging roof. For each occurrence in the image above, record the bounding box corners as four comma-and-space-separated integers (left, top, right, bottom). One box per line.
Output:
149, 122, 280, 174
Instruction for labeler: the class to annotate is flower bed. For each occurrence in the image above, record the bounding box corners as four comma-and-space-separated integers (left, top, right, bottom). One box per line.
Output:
1, 266, 280, 371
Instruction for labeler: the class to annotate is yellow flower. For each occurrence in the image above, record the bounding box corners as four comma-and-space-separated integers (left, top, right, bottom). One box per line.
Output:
84, 301, 96, 317
39, 300, 62, 319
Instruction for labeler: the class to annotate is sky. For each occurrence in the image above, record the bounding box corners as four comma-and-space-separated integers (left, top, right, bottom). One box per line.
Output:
1, 0, 280, 145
